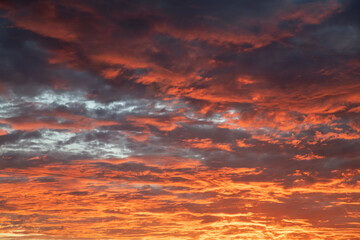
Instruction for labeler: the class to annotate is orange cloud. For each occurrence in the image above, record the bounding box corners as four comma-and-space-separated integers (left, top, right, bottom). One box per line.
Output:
184, 138, 232, 151
236, 139, 254, 148
1, 112, 118, 132
0, 128, 7, 136
0, 0, 358, 239
0, 155, 358, 239
293, 153, 324, 161
126, 115, 185, 131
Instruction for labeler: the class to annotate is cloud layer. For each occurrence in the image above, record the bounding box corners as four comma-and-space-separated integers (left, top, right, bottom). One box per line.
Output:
0, 0, 359, 239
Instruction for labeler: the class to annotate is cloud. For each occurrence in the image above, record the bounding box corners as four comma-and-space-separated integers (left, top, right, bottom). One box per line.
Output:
0, 0, 359, 239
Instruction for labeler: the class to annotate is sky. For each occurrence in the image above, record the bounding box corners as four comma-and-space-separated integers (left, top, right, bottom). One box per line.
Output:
0, 0, 359, 239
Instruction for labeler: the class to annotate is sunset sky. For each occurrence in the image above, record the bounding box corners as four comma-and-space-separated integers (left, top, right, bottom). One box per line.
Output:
0, 0, 359, 239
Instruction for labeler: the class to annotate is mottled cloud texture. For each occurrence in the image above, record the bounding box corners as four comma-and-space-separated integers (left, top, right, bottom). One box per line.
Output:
0, 0, 359, 239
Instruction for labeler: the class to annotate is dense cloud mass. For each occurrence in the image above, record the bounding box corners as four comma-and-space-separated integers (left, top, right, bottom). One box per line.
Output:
0, 0, 359, 239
